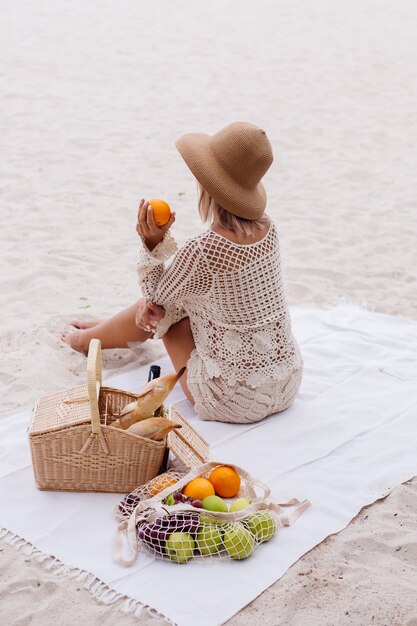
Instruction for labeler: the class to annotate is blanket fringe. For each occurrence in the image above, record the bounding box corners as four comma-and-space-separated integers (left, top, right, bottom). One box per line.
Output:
0, 527, 175, 625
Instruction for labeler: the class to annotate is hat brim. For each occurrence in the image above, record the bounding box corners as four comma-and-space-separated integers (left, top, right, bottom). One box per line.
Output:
175, 132, 267, 220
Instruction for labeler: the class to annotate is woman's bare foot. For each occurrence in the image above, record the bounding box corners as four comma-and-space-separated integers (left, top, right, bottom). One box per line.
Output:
70, 319, 100, 330
61, 300, 153, 353
61, 329, 90, 354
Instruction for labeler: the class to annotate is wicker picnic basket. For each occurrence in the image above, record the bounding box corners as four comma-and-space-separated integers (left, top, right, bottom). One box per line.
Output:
28, 339, 206, 493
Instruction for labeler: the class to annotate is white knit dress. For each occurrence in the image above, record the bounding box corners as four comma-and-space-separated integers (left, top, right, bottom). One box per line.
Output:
137, 221, 303, 423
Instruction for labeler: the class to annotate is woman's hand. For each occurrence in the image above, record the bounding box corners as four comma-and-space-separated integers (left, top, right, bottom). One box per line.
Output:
135, 300, 166, 333
136, 199, 175, 251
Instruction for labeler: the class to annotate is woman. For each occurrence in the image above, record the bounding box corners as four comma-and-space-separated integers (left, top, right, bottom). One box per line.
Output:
63, 122, 303, 423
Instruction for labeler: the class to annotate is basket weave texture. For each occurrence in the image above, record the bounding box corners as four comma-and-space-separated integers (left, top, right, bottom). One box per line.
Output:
28, 340, 166, 493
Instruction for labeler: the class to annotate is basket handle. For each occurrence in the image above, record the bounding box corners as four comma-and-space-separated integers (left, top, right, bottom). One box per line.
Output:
87, 339, 103, 435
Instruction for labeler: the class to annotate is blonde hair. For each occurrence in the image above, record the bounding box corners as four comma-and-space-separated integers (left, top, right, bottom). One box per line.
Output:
197, 184, 268, 236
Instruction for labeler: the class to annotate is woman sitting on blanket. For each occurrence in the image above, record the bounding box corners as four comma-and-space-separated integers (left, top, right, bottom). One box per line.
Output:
63, 122, 303, 423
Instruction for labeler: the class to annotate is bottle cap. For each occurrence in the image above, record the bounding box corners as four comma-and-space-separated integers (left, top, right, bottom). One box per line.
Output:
148, 365, 161, 382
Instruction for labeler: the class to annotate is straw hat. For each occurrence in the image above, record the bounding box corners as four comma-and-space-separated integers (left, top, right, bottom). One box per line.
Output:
175, 122, 273, 220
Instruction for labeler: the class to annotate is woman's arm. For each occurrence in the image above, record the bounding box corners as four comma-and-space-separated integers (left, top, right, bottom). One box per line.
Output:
136, 198, 179, 303
136, 198, 212, 329
137, 236, 211, 306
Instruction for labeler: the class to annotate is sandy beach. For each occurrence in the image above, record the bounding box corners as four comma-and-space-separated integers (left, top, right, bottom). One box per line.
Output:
1, 0, 417, 624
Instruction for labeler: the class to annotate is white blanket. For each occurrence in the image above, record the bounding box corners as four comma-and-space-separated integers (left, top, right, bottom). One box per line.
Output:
1, 304, 417, 626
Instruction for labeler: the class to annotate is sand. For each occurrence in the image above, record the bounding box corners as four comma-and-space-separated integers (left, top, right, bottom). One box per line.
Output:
1, 0, 417, 624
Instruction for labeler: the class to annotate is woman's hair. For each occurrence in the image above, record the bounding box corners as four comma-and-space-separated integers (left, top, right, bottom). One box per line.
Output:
197, 184, 268, 235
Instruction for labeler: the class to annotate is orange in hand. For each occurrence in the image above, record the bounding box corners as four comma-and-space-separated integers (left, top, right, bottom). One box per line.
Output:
148, 198, 171, 227
209, 466, 241, 498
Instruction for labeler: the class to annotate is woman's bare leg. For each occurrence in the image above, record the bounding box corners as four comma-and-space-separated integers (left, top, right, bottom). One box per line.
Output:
62, 300, 152, 353
70, 320, 100, 330
162, 317, 195, 404
63, 304, 196, 403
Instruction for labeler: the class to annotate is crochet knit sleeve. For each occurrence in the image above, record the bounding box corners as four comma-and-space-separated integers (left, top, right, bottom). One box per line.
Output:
137, 231, 212, 307
137, 231, 178, 302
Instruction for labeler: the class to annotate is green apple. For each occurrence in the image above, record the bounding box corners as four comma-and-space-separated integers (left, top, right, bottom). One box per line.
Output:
165, 532, 195, 563
196, 524, 223, 555
202, 495, 228, 513
245, 512, 277, 543
229, 497, 251, 512
223, 523, 255, 560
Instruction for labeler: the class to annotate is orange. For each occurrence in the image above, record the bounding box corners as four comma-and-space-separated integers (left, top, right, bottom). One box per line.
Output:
148, 198, 171, 227
209, 466, 241, 498
147, 474, 178, 496
182, 477, 215, 500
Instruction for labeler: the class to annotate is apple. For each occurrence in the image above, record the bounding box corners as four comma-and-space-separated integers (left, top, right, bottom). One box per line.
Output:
245, 512, 277, 543
223, 523, 255, 559
196, 524, 223, 556
229, 497, 251, 512
165, 532, 195, 563
202, 495, 228, 513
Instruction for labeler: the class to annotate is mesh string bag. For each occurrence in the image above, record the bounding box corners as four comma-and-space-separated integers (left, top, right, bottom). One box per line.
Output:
114, 462, 310, 565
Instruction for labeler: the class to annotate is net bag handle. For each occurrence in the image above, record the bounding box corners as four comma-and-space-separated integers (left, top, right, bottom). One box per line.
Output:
114, 507, 152, 567
259, 498, 311, 526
